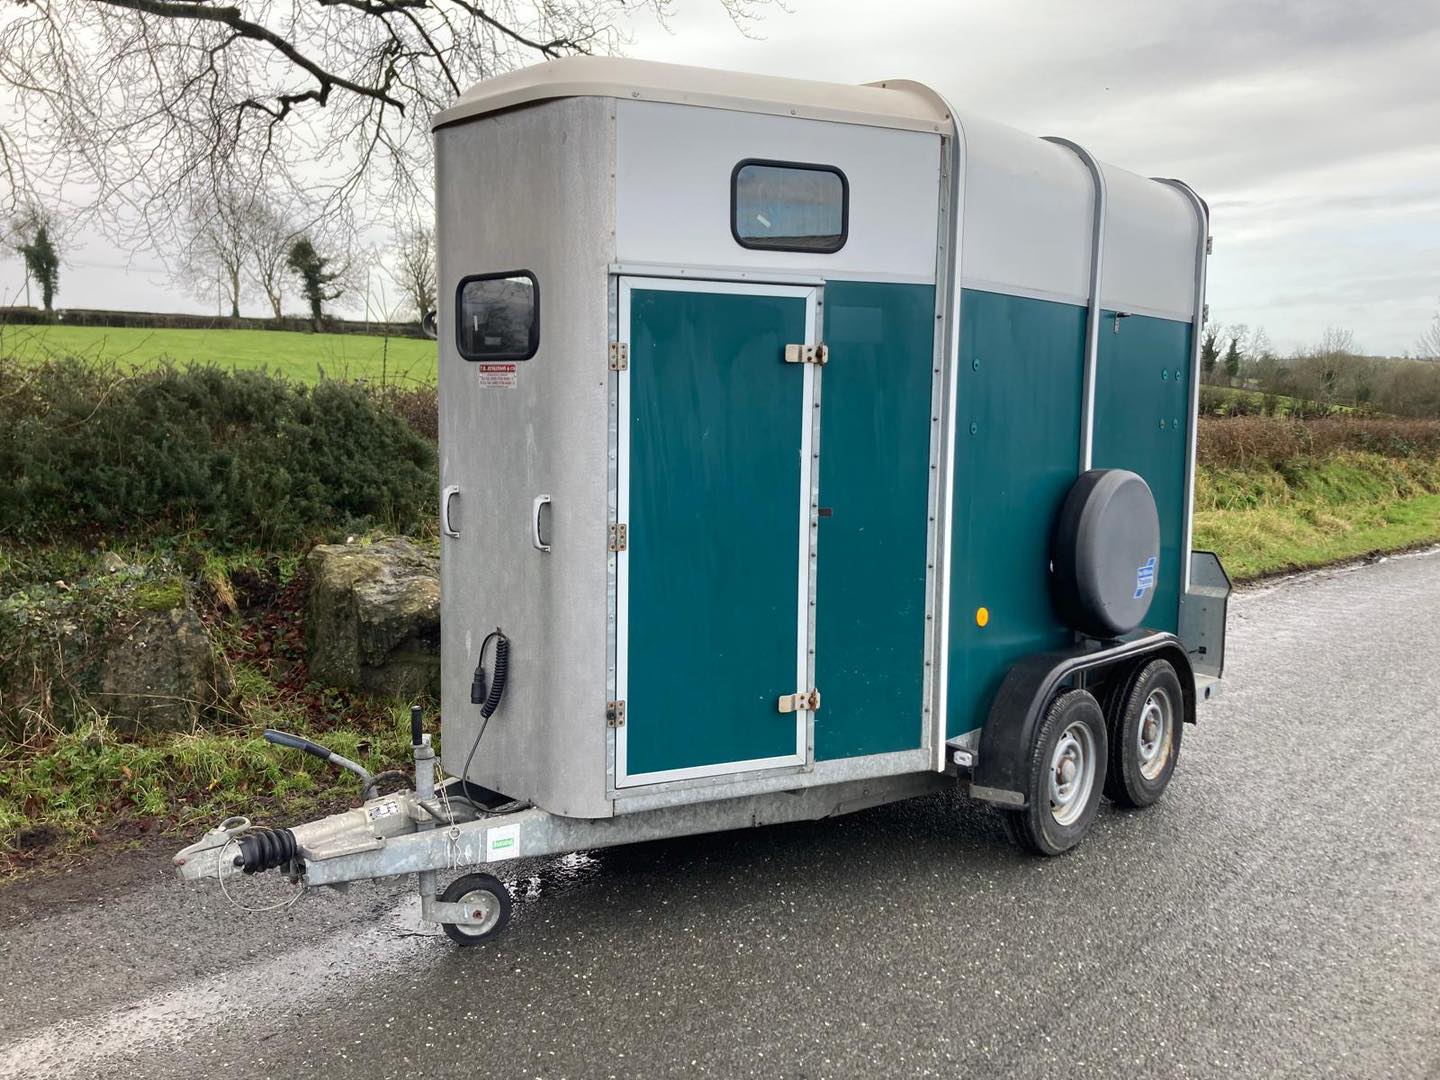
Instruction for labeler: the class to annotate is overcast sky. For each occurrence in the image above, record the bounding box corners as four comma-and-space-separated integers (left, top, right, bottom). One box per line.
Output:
3, 0, 1437, 355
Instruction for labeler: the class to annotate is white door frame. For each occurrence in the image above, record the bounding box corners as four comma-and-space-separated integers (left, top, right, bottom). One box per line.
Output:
615, 276, 819, 788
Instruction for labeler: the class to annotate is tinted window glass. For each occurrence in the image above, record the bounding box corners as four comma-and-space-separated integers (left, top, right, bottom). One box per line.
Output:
732, 161, 848, 253
456, 272, 539, 361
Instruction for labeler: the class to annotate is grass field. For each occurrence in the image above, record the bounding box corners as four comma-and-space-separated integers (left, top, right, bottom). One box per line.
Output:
1198, 384, 1359, 417
1193, 451, 1440, 580
0, 322, 437, 384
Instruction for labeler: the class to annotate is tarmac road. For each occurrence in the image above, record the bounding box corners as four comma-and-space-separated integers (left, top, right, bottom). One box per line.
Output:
2, 549, 1438, 1080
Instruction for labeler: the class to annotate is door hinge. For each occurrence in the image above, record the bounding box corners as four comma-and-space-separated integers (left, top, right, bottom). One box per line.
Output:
609, 341, 629, 371
784, 343, 828, 366
777, 689, 821, 714
606, 700, 626, 728
1205, 235, 1214, 255
608, 523, 628, 552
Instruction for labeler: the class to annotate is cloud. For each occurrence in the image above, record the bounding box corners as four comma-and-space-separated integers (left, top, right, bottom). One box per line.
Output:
4, 0, 1437, 352
628, 0, 1440, 354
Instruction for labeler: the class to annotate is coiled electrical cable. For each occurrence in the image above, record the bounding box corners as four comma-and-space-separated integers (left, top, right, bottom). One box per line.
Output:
460, 629, 509, 790
470, 629, 509, 719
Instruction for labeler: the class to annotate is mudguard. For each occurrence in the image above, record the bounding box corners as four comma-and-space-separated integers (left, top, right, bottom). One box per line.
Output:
967, 632, 1195, 808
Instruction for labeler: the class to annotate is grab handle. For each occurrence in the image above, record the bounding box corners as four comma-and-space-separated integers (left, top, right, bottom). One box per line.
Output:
442, 484, 461, 538
531, 493, 552, 552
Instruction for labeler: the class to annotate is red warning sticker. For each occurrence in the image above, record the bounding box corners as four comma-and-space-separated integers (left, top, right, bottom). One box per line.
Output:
477, 362, 517, 389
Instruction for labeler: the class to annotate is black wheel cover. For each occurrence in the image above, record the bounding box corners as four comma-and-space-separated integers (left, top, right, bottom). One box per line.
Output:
1050, 469, 1161, 639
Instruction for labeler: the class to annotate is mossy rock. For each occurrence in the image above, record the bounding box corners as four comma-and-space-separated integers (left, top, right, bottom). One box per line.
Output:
306, 536, 440, 697
0, 566, 233, 736
129, 576, 186, 613
95, 604, 235, 734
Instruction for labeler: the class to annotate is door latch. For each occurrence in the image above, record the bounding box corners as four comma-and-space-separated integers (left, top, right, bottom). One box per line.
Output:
777, 689, 821, 714
783, 343, 828, 366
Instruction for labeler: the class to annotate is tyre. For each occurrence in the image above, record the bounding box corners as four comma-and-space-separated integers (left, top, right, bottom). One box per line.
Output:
439, 872, 513, 945
999, 688, 1108, 856
1104, 658, 1183, 808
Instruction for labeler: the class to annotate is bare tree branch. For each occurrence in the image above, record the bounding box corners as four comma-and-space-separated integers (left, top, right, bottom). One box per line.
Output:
0, 0, 770, 258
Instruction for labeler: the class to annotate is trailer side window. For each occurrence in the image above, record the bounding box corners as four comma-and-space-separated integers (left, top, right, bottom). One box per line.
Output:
456, 271, 539, 361
731, 160, 848, 253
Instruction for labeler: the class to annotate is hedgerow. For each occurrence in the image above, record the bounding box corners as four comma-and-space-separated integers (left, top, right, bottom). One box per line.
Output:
0, 358, 436, 548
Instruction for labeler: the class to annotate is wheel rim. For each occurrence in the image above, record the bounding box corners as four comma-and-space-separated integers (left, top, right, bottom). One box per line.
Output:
1136, 686, 1174, 781
1048, 720, 1097, 826
451, 888, 503, 937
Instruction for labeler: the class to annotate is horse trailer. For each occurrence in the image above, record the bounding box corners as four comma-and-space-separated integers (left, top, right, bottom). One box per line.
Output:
176, 57, 1230, 942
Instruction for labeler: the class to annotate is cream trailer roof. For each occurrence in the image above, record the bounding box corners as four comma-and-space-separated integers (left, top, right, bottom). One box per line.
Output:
431, 56, 954, 134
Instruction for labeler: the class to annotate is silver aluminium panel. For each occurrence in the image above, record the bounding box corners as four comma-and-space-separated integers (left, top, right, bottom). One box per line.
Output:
436, 97, 617, 819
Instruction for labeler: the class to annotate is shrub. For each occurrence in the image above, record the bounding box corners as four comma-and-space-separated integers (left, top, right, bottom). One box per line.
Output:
1197, 416, 1440, 469
0, 358, 437, 548
382, 383, 439, 443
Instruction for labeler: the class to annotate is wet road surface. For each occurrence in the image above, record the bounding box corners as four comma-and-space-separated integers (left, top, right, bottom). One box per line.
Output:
2, 549, 1438, 1079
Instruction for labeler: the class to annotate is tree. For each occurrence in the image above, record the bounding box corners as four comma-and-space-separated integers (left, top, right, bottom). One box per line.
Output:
1200, 326, 1220, 384
11, 206, 61, 312
1286, 327, 1359, 415
247, 200, 303, 319
393, 226, 436, 321
286, 235, 343, 330
0, 1, 766, 241
1222, 334, 1243, 387
181, 189, 251, 319
1419, 304, 1440, 361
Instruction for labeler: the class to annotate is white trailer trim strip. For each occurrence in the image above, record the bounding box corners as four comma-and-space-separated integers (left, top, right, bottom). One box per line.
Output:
934, 102, 968, 769
1152, 178, 1210, 593
1042, 137, 1107, 473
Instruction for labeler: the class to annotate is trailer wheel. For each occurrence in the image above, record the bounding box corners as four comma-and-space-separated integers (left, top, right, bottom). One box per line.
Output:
999, 689, 1108, 856
1104, 658, 1183, 808
439, 872, 513, 945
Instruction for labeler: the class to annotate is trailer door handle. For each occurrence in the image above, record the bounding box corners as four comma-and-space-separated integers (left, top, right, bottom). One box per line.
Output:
442, 485, 461, 538
532, 493, 552, 552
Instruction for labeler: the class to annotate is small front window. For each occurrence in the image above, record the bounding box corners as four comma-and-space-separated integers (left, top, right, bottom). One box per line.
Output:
731, 160, 848, 253
456, 271, 539, 361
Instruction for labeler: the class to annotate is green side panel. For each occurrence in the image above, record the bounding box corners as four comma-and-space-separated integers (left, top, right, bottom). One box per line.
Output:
814, 282, 934, 760
946, 290, 1086, 738
626, 288, 807, 776
1091, 312, 1193, 635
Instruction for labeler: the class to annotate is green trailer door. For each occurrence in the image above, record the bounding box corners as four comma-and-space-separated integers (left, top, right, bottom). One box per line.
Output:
617, 280, 815, 786
1091, 312, 1193, 634
814, 281, 934, 760
946, 289, 1088, 739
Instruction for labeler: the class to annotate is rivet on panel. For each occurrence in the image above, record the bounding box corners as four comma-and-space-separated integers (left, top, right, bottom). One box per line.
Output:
1159, 419, 1167, 430
969, 421, 978, 435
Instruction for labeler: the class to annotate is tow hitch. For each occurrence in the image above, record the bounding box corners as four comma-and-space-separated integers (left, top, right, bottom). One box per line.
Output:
173, 706, 517, 941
